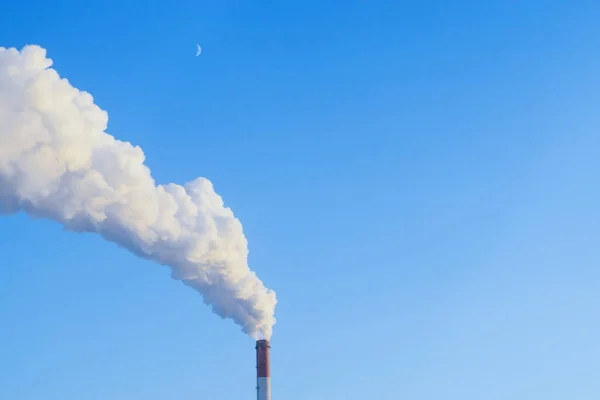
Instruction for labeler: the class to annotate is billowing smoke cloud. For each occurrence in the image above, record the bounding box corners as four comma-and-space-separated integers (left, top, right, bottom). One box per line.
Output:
0, 45, 276, 339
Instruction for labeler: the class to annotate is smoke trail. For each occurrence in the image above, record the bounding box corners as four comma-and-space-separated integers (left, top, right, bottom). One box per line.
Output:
0, 45, 276, 339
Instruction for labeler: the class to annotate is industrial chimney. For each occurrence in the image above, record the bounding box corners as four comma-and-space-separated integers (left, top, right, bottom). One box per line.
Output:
256, 340, 271, 400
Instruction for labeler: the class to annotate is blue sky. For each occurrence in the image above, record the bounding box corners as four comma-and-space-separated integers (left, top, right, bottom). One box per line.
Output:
1, 1, 600, 399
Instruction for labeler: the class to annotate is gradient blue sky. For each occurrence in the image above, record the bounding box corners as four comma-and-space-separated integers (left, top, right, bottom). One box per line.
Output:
1, 1, 599, 399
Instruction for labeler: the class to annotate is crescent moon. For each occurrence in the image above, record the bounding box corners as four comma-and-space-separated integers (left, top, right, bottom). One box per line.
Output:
195, 44, 202, 56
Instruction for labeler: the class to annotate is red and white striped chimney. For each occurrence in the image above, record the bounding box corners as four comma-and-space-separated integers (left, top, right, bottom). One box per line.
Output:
256, 340, 271, 400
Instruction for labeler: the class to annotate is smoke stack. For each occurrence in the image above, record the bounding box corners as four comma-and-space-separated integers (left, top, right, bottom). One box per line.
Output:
256, 340, 271, 400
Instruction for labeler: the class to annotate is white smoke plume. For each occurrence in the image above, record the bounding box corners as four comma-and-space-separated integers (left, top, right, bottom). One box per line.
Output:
0, 45, 276, 339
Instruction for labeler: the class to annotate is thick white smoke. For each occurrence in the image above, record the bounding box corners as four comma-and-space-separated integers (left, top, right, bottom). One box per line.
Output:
0, 45, 276, 339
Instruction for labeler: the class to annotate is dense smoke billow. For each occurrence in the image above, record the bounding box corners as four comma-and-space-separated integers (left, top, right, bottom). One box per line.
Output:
0, 45, 276, 339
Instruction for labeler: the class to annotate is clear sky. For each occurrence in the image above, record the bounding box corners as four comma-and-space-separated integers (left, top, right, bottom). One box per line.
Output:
1, 1, 599, 399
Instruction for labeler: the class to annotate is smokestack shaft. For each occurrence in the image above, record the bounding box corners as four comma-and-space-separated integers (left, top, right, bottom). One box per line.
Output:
256, 340, 271, 400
